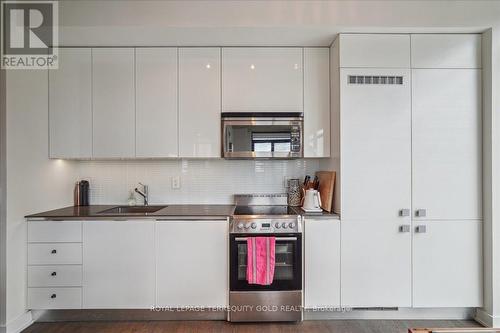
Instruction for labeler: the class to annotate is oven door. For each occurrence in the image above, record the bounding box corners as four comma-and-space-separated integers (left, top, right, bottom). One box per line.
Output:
222, 113, 303, 159
230, 234, 302, 291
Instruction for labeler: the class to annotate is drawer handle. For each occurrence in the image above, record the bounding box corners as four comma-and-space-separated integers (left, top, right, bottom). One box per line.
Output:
415, 225, 427, 233
51, 249, 57, 254
50, 294, 56, 299
51, 272, 57, 276
399, 225, 411, 233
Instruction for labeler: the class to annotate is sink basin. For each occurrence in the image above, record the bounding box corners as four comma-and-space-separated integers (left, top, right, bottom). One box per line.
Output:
97, 205, 167, 215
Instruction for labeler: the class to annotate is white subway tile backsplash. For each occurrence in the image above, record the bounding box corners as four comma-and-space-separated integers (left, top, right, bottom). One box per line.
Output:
77, 159, 320, 204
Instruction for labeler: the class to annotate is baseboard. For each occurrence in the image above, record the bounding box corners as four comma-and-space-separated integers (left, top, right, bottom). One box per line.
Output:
4, 311, 33, 333
31, 309, 226, 322
304, 307, 476, 320
475, 308, 500, 327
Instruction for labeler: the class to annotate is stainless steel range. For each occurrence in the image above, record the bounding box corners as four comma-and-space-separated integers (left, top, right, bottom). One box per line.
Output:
229, 194, 303, 322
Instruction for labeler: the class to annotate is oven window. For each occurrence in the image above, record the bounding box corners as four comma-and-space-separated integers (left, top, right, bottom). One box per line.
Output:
237, 242, 295, 281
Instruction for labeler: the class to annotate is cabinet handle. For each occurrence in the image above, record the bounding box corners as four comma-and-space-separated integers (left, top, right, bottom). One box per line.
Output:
50, 294, 57, 299
51, 249, 57, 254
415, 225, 427, 233
51, 272, 57, 277
399, 209, 410, 217
415, 209, 427, 217
399, 225, 411, 233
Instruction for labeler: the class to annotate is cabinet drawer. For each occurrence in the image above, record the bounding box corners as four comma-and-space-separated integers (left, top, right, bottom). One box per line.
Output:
28, 243, 82, 265
28, 221, 82, 243
28, 265, 82, 287
28, 287, 82, 309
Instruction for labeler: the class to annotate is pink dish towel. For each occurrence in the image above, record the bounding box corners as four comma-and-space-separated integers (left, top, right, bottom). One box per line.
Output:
246, 236, 276, 285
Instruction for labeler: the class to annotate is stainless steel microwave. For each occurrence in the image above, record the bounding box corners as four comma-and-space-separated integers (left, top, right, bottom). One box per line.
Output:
221, 112, 303, 159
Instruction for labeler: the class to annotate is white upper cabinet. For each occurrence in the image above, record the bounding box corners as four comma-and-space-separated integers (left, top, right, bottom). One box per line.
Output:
49, 48, 92, 159
341, 68, 412, 220
339, 34, 410, 68
304, 48, 330, 158
83, 220, 155, 308
412, 69, 482, 220
178, 48, 221, 158
304, 218, 340, 308
92, 48, 135, 158
135, 48, 178, 158
222, 48, 303, 112
411, 34, 482, 68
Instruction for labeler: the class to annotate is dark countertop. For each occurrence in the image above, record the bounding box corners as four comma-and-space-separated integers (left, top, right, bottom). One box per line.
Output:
25, 205, 340, 220
290, 207, 340, 219
25, 205, 236, 220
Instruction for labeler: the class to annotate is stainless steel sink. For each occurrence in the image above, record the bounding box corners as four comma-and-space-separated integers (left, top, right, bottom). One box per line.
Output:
97, 205, 167, 215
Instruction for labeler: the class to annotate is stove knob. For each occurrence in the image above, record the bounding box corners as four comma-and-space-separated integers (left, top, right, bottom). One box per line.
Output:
251, 222, 257, 229
237, 223, 244, 230
275, 222, 281, 229
244, 223, 251, 229
281, 222, 287, 229
289, 222, 296, 229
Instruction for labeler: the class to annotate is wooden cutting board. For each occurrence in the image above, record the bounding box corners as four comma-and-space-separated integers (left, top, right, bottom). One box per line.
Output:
315, 171, 336, 212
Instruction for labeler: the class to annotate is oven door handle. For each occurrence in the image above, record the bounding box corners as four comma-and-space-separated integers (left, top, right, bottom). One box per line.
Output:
234, 237, 298, 241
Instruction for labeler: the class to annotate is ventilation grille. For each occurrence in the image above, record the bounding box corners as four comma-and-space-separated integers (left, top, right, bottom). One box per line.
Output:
348, 75, 403, 85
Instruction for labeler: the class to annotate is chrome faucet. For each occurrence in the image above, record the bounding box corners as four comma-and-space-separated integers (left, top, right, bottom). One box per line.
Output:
135, 183, 149, 206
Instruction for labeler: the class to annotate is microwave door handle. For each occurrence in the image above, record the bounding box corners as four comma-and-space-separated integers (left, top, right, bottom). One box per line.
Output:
234, 237, 298, 241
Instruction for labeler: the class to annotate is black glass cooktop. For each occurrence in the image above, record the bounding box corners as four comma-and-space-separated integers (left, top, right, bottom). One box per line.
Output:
233, 205, 297, 216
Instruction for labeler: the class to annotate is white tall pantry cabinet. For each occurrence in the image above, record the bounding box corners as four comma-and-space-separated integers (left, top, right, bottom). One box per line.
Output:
410, 34, 483, 308
332, 33, 483, 308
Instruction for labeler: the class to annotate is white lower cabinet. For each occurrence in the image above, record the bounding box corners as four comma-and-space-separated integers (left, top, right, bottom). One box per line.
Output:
28, 265, 82, 287
156, 220, 228, 308
413, 220, 483, 307
341, 219, 412, 307
83, 220, 155, 308
27, 221, 83, 309
28, 287, 82, 310
304, 218, 340, 308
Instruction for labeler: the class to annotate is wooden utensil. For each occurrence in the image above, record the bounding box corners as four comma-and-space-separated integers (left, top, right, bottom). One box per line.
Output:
315, 171, 336, 212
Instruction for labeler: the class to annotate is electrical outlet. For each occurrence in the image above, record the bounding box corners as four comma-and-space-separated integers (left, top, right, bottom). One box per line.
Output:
171, 176, 181, 189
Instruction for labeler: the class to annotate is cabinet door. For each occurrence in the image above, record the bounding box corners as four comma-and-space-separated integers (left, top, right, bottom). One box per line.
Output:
412, 69, 482, 220
340, 68, 411, 220
156, 220, 228, 307
83, 220, 155, 308
49, 48, 92, 158
92, 48, 135, 158
341, 219, 412, 307
304, 48, 330, 158
413, 220, 482, 307
178, 48, 221, 157
411, 34, 481, 69
222, 47, 303, 112
304, 219, 340, 308
339, 34, 410, 68
136, 48, 178, 158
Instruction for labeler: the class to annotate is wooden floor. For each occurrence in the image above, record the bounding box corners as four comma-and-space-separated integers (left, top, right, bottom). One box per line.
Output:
22, 319, 481, 333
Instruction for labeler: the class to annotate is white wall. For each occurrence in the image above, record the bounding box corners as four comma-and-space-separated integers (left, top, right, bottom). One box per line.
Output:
5, 70, 77, 327
77, 160, 319, 205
